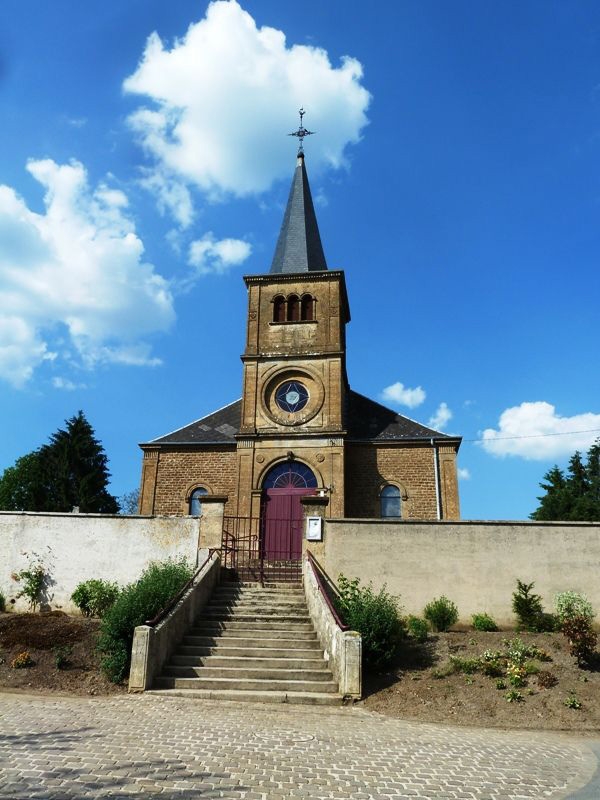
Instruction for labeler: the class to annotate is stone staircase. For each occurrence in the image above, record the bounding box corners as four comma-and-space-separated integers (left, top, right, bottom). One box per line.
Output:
150, 582, 342, 705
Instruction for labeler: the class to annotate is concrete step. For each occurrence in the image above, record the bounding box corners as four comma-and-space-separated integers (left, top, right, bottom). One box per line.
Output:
153, 676, 338, 693
162, 665, 332, 681
190, 620, 315, 633
176, 644, 323, 658
200, 612, 311, 624
170, 655, 326, 669
147, 688, 342, 706
207, 599, 308, 610
183, 631, 319, 646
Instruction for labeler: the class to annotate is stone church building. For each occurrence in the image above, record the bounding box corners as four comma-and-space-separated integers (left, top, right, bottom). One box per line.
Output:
138, 149, 461, 537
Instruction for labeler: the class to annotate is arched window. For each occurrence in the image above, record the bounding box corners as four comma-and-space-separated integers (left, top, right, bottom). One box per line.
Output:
263, 461, 318, 489
301, 294, 314, 321
380, 485, 402, 518
273, 295, 286, 322
189, 486, 208, 516
287, 294, 300, 322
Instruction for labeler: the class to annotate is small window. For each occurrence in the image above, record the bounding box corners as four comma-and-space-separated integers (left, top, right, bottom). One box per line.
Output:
273, 295, 286, 322
189, 487, 208, 516
287, 294, 300, 321
301, 294, 314, 321
380, 485, 401, 518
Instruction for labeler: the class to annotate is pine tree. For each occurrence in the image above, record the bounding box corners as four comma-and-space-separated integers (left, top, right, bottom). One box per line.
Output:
530, 439, 600, 521
0, 411, 119, 514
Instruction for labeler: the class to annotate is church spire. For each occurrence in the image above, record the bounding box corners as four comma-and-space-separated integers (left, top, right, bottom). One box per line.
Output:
270, 110, 328, 274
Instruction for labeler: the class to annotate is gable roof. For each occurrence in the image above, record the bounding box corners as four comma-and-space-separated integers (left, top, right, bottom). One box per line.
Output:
345, 391, 456, 441
270, 152, 327, 274
142, 392, 459, 447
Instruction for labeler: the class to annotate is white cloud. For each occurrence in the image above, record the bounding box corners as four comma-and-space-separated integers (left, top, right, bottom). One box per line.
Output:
381, 381, 426, 409
429, 402, 453, 431
123, 0, 371, 214
479, 401, 600, 460
52, 376, 86, 391
188, 232, 252, 276
0, 159, 175, 387
457, 467, 471, 481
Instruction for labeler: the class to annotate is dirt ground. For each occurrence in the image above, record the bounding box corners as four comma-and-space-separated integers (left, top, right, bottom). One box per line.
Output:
362, 629, 600, 731
1, 613, 599, 731
0, 611, 125, 696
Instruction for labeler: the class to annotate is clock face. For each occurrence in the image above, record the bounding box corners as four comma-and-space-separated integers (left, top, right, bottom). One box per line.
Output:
275, 381, 309, 413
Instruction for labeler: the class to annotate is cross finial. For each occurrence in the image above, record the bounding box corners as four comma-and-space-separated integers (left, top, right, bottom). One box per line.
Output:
288, 107, 314, 154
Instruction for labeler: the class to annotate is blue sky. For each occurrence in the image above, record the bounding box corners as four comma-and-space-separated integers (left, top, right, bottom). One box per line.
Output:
1, 0, 600, 519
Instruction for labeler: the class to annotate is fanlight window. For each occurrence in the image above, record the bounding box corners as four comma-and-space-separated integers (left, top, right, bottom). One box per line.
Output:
380, 485, 402, 518
263, 462, 318, 489
189, 486, 208, 516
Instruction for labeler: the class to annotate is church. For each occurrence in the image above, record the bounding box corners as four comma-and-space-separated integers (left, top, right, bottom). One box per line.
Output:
138, 126, 461, 539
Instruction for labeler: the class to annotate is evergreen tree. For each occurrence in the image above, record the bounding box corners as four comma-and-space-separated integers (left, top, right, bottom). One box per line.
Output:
0, 411, 118, 514
530, 439, 600, 521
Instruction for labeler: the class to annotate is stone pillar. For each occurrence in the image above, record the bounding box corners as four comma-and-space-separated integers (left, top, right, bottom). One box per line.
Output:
198, 495, 228, 551
300, 494, 329, 561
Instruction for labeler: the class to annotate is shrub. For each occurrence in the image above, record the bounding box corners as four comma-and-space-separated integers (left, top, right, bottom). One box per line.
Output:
11, 651, 34, 669
53, 645, 73, 670
71, 579, 120, 618
561, 615, 597, 668
505, 689, 524, 703
564, 693, 582, 710
423, 596, 458, 632
0, 591, 5, 612
97, 558, 193, 683
407, 616, 429, 643
511, 580, 556, 632
537, 670, 558, 689
448, 656, 480, 674
13, 557, 46, 611
471, 613, 498, 632
555, 591, 594, 624
336, 574, 405, 670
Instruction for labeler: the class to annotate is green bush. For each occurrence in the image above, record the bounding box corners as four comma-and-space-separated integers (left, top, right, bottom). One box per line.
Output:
407, 615, 429, 643
336, 574, 405, 670
71, 579, 120, 618
555, 591, 594, 624
0, 591, 5, 612
471, 612, 498, 632
511, 580, 557, 632
97, 558, 193, 683
423, 596, 458, 632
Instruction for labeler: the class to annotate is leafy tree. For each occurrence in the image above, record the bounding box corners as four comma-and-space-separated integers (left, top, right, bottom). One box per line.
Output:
118, 489, 140, 515
0, 411, 118, 514
530, 439, 600, 521
0, 451, 47, 511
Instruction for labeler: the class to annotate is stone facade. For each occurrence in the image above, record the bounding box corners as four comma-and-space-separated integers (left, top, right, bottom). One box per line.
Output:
138, 152, 461, 523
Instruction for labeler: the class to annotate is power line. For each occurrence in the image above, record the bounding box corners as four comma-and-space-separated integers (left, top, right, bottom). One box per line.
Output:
462, 427, 600, 444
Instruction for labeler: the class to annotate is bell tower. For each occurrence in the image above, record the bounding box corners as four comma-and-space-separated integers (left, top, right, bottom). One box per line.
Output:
235, 119, 349, 518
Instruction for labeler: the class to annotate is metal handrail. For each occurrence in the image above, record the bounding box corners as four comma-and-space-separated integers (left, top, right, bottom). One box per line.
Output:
306, 550, 349, 631
145, 549, 218, 627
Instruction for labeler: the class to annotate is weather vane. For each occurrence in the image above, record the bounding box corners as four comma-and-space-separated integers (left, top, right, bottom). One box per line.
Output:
288, 107, 314, 154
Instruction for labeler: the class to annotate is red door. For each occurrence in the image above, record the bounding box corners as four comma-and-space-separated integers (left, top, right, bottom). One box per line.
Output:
262, 487, 315, 560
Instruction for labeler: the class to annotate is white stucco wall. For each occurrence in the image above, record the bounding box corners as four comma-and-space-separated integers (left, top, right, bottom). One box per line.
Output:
0, 512, 201, 613
319, 519, 600, 625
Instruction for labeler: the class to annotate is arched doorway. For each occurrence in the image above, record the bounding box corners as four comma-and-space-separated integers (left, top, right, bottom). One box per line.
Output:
261, 461, 317, 563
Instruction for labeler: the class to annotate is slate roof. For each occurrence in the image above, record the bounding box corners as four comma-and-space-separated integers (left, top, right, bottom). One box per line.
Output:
344, 391, 457, 442
270, 152, 328, 274
143, 392, 458, 446
146, 400, 242, 445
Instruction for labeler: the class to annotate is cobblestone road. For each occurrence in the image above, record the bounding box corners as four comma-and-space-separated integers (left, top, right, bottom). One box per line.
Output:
0, 693, 598, 799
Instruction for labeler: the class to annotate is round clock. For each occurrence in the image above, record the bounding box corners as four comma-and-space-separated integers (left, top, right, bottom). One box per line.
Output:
275, 381, 309, 413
